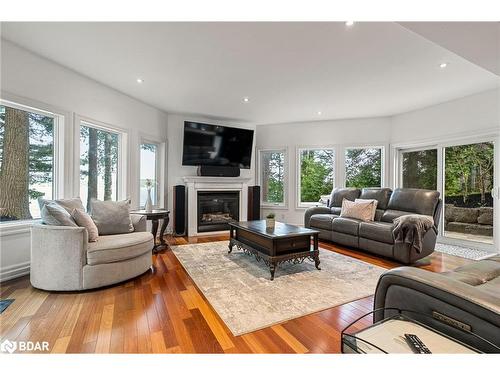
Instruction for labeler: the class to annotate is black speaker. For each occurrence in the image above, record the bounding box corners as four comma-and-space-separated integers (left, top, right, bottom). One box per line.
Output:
247, 186, 261, 221
197, 165, 240, 177
173, 185, 187, 236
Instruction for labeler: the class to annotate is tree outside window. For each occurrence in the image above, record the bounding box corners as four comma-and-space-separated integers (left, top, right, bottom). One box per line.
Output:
0, 104, 54, 221
260, 150, 285, 205
345, 147, 382, 188
299, 148, 334, 203
80, 123, 119, 211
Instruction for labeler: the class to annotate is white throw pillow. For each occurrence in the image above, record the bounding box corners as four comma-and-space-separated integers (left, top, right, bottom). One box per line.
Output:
355, 198, 378, 221
340, 199, 376, 222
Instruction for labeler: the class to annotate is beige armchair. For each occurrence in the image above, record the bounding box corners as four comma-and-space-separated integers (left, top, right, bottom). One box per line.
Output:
30, 215, 153, 291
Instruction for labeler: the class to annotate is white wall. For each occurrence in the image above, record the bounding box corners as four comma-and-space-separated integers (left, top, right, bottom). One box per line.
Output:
256, 117, 392, 224
166, 114, 256, 216
0, 40, 169, 281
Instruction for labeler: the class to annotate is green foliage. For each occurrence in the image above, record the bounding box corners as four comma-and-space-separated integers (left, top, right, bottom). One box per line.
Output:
345, 148, 382, 188
263, 152, 284, 203
402, 149, 437, 190
300, 149, 334, 203
266, 212, 275, 219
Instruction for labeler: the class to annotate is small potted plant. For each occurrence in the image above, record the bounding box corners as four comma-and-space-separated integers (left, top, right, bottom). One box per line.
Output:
265, 212, 276, 230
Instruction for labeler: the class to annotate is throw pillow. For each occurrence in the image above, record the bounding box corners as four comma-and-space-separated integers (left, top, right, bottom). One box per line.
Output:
38, 197, 85, 215
340, 199, 376, 222
71, 208, 99, 242
90, 199, 134, 235
355, 198, 378, 221
41, 202, 78, 227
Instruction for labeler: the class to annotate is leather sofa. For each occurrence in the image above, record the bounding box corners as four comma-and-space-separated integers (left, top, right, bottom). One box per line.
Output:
373, 258, 500, 352
304, 188, 442, 264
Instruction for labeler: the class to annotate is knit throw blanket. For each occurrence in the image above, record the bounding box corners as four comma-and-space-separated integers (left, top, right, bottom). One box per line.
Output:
393, 214, 434, 253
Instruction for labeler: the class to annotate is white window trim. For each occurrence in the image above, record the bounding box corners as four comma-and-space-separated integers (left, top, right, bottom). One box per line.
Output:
343, 145, 386, 188
296, 145, 336, 208
73, 114, 129, 202
139, 137, 165, 209
0, 97, 65, 227
257, 148, 288, 209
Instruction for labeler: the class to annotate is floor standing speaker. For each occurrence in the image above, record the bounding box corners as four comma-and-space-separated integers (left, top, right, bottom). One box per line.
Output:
173, 185, 187, 236
247, 186, 261, 221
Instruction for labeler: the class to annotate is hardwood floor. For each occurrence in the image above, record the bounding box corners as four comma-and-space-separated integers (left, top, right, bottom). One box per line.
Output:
0, 234, 473, 354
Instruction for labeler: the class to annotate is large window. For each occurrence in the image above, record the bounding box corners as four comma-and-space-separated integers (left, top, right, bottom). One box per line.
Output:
401, 148, 438, 190
345, 147, 383, 188
140, 142, 158, 208
298, 148, 334, 205
259, 150, 286, 206
0, 103, 55, 221
79, 121, 119, 211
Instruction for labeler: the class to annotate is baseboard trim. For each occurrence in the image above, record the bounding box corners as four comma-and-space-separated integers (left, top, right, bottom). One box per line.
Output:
0, 261, 30, 282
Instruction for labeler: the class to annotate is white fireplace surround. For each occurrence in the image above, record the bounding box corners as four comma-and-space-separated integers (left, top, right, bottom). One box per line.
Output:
183, 176, 252, 236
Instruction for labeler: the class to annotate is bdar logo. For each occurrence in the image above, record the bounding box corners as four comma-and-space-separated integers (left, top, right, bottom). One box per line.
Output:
0, 339, 17, 354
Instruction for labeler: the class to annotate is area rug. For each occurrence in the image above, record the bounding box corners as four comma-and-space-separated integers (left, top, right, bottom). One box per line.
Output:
171, 241, 385, 336
435, 243, 493, 260
0, 299, 15, 314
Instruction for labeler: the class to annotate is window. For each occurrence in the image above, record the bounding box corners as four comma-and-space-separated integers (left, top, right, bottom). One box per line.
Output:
140, 142, 159, 208
298, 148, 335, 205
345, 147, 383, 188
259, 150, 286, 206
79, 121, 120, 211
401, 148, 438, 190
0, 103, 55, 221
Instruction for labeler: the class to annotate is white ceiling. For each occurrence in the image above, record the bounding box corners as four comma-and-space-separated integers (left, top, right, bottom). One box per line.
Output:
1, 22, 498, 124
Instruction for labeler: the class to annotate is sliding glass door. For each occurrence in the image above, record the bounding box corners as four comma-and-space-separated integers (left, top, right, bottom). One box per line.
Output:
399, 139, 497, 250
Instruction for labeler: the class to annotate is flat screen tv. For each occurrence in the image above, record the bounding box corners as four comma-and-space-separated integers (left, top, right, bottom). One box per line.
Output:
182, 121, 254, 169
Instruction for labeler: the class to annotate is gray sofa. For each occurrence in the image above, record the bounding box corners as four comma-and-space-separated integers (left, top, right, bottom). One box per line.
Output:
374, 257, 500, 352
304, 188, 442, 264
30, 214, 154, 291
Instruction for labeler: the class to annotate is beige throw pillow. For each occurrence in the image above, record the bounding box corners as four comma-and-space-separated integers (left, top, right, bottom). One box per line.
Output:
41, 202, 78, 227
72, 208, 99, 242
90, 199, 134, 235
38, 197, 85, 215
340, 199, 376, 222
355, 198, 378, 221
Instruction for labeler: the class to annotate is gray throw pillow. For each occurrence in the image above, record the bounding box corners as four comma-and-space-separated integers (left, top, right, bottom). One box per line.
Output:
41, 202, 78, 227
90, 199, 134, 235
38, 197, 85, 214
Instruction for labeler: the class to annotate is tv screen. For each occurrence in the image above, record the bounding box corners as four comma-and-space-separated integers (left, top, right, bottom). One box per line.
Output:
182, 122, 254, 169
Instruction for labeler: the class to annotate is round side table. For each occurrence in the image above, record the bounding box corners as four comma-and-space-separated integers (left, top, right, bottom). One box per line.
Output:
130, 209, 170, 253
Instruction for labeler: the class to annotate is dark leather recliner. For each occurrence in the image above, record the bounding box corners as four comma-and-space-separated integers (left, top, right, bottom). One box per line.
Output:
304, 188, 442, 264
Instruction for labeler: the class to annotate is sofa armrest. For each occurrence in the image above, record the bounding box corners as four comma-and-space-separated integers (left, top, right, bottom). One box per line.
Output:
131, 214, 147, 232
304, 206, 332, 227
30, 224, 88, 291
374, 267, 500, 352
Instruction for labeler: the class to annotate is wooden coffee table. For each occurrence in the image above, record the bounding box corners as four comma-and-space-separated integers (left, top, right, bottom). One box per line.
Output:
228, 220, 320, 280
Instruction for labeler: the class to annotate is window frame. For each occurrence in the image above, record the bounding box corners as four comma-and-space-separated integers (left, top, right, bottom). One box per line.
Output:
343, 145, 385, 189
296, 145, 336, 208
73, 114, 128, 203
0, 98, 64, 224
257, 148, 288, 209
139, 138, 163, 208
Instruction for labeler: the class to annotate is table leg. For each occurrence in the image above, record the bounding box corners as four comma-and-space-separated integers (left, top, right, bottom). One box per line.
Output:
313, 233, 321, 270
151, 219, 159, 253
159, 215, 169, 247
228, 227, 234, 253
270, 263, 276, 281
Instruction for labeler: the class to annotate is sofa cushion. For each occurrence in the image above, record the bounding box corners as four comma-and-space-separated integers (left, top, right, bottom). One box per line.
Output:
359, 188, 392, 210
90, 199, 134, 235
387, 188, 440, 216
381, 209, 414, 223
71, 208, 99, 242
310, 214, 337, 230
87, 232, 153, 265
329, 188, 361, 208
38, 197, 85, 214
40, 202, 78, 227
359, 221, 395, 244
332, 217, 361, 236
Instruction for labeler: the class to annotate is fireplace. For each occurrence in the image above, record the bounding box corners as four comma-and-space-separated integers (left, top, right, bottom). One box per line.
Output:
197, 191, 240, 232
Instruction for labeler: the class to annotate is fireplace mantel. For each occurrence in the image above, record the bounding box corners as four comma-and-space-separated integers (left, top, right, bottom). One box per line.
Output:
183, 176, 252, 236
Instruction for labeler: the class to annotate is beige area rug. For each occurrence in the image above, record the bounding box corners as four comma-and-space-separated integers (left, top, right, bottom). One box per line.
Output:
171, 241, 386, 336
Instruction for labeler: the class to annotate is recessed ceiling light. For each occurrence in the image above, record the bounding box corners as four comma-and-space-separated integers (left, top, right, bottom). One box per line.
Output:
439, 63, 448, 69
317, 111, 322, 116
345, 21, 355, 27
136, 78, 144, 83
242, 97, 250, 103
